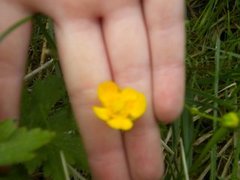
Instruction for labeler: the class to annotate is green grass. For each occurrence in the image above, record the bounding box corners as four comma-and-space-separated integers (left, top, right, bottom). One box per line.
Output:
0, 0, 240, 179
164, 0, 240, 179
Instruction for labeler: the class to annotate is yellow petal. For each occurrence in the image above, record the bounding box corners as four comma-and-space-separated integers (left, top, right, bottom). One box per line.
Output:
107, 117, 133, 131
98, 81, 119, 107
121, 88, 147, 119
121, 88, 138, 101
93, 106, 111, 121
110, 100, 125, 113
130, 93, 147, 119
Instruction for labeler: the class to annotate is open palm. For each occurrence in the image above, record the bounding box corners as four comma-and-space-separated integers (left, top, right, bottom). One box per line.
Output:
0, 0, 184, 179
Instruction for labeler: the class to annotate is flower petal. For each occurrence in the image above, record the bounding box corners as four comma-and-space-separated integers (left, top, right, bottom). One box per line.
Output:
130, 93, 147, 119
94, 81, 147, 130
93, 106, 111, 121
107, 117, 133, 131
121, 88, 147, 119
97, 81, 119, 107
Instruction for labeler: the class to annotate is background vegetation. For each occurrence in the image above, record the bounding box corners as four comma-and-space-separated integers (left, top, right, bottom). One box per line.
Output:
0, 0, 240, 179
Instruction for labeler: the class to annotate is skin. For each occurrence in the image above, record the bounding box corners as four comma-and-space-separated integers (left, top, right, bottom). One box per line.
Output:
0, 0, 185, 179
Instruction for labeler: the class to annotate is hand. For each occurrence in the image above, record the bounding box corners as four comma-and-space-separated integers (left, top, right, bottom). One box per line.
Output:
0, 0, 185, 179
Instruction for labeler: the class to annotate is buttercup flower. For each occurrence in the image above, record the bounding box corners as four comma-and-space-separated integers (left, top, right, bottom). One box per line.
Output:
93, 81, 147, 131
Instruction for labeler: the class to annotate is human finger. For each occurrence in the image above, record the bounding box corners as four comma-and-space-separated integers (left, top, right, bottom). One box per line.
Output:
54, 19, 131, 179
0, 1, 31, 120
144, 0, 185, 123
103, 4, 164, 179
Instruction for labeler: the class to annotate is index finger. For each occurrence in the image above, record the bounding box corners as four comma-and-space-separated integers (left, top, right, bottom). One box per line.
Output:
54, 18, 131, 179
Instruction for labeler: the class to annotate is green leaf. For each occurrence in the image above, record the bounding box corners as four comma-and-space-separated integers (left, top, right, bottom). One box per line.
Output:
0, 120, 17, 141
32, 75, 65, 114
0, 120, 55, 165
47, 106, 77, 133
20, 75, 89, 178
53, 134, 89, 170
25, 132, 89, 178
43, 148, 65, 180
20, 75, 66, 127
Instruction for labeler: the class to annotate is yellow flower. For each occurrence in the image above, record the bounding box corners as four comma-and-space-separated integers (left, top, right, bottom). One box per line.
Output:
93, 81, 147, 131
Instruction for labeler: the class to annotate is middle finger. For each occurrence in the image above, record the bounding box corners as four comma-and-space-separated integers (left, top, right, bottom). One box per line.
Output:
103, 3, 164, 179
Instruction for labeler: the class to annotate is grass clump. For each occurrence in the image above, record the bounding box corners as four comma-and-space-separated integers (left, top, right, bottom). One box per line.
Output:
163, 0, 240, 179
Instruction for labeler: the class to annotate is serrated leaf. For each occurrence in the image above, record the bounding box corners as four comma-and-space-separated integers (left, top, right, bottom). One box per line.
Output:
20, 75, 89, 178
24, 151, 47, 174
0, 120, 17, 141
20, 75, 66, 127
47, 106, 77, 132
25, 133, 89, 177
53, 134, 89, 170
32, 75, 65, 113
43, 148, 65, 180
0, 125, 55, 165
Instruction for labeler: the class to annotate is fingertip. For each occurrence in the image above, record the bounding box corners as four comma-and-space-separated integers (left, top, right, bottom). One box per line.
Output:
124, 120, 165, 180
154, 87, 184, 124
132, 163, 164, 180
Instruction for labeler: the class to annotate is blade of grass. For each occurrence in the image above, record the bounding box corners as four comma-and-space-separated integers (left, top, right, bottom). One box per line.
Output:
0, 16, 32, 42
169, 119, 181, 176
60, 151, 70, 180
190, 127, 229, 174
24, 59, 55, 81
197, 164, 210, 180
197, 45, 240, 59
211, 36, 221, 180
181, 107, 193, 168
33, 14, 57, 51
180, 138, 190, 180
172, 119, 181, 150
221, 152, 232, 178
231, 129, 240, 179
186, 88, 234, 109
67, 164, 88, 180
161, 139, 174, 155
